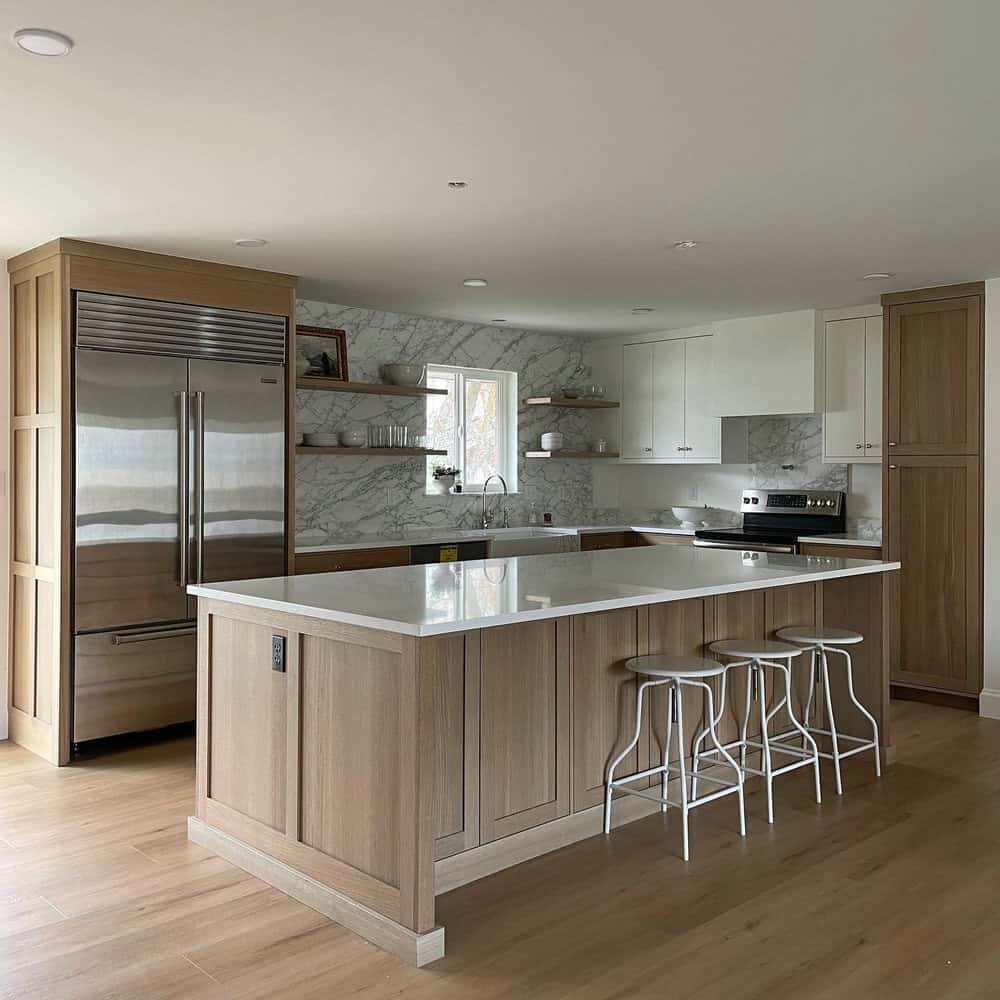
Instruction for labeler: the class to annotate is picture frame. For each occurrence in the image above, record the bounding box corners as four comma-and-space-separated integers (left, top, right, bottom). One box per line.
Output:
296, 325, 349, 382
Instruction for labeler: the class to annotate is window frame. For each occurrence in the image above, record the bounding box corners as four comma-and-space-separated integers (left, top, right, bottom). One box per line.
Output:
425, 363, 518, 495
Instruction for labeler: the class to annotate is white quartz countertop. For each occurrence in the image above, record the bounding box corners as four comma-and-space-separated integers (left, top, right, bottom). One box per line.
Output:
295, 524, 880, 553
191, 546, 899, 637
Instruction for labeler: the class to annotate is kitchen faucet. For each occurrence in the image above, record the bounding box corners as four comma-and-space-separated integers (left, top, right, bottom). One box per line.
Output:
481, 474, 509, 529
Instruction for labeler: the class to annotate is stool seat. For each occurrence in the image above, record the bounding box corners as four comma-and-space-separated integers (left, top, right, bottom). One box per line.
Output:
709, 639, 803, 660
625, 655, 725, 678
775, 626, 863, 646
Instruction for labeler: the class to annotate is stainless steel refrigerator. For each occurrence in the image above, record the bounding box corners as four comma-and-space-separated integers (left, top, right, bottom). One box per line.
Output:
73, 291, 287, 745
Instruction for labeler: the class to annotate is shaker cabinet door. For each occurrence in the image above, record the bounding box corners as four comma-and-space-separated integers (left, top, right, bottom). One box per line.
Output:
886, 295, 982, 455
863, 316, 883, 458
621, 343, 653, 458
683, 335, 722, 460
823, 318, 866, 461
651, 339, 685, 459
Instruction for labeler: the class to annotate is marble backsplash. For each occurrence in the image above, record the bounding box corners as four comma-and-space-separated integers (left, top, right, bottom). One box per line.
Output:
294, 301, 881, 544
295, 299, 606, 542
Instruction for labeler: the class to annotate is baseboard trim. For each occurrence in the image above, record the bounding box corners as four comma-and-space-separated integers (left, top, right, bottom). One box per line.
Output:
435, 792, 662, 895
979, 688, 1000, 720
891, 683, 979, 712
187, 816, 444, 967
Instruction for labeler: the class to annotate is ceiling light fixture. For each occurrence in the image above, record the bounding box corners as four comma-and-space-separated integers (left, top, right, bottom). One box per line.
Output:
631, 307, 655, 314
12, 27, 74, 56
673, 240, 700, 249
462, 278, 488, 287
234, 238, 268, 248
861, 272, 895, 280
447, 181, 469, 190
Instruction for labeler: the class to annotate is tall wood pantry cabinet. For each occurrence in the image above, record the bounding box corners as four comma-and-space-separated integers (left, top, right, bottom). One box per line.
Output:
7, 240, 298, 764
881, 284, 984, 700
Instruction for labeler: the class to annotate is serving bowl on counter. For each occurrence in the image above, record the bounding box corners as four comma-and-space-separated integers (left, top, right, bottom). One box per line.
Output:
671, 505, 709, 529
382, 363, 426, 387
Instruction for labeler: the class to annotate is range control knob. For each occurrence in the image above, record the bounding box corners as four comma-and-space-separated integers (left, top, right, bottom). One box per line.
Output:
824, 499, 835, 508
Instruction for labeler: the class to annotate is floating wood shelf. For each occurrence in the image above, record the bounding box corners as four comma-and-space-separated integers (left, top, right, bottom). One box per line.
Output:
524, 450, 621, 459
297, 446, 448, 457
524, 396, 620, 409
297, 377, 448, 397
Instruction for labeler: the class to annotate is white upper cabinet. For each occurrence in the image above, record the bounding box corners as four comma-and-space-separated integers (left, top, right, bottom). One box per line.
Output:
621, 342, 653, 458
651, 339, 685, 458
619, 335, 745, 464
822, 309, 882, 464
711, 310, 821, 416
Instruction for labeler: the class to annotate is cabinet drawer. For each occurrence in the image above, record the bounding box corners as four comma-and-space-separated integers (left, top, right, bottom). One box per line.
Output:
799, 543, 882, 560
295, 546, 410, 574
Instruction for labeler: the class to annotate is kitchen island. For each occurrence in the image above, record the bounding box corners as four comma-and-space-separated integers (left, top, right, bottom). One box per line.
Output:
187, 546, 898, 966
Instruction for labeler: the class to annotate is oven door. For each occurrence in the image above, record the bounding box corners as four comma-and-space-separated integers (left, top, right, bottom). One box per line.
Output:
692, 538, 798, 554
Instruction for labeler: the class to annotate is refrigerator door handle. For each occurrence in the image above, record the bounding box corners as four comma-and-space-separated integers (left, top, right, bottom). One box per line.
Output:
193, 390, 205, 584
177, 390, 190, 587
110, 625, 198, 645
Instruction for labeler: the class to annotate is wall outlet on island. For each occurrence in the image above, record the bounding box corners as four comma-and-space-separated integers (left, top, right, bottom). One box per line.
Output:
688, 484, 700, 502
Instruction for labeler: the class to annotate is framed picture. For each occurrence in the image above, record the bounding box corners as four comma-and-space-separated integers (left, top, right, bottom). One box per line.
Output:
296, 326, 349, 382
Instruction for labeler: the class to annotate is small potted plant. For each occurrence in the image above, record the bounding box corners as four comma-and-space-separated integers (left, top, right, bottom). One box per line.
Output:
431, 465, 461, 495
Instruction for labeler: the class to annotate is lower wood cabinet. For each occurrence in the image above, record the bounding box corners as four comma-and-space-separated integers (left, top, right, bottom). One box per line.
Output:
886, 454, 982, 694
479, 619, 571, 843
799, 542, 883, 560
295, 546, 411, 574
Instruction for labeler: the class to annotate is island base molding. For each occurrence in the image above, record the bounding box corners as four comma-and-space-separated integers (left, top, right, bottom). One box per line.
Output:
187, 817, 445, 967
191, 571, 893, 967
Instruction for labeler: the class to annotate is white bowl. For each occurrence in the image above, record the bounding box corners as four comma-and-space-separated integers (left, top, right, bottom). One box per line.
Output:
540, 432, 564, 451
303, 432, 341, 447
382, 363, 426, 387
339, 430, 367, 447
671, 505, 708, 528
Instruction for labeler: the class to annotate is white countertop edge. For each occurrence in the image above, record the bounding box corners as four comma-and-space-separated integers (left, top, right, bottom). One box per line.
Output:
190, 560, 900, 638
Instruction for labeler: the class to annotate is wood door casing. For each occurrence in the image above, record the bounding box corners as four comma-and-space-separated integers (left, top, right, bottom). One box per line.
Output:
885, 295, 982, 455
886, 455, 982, 693
480, 619, 570, 843
570, 608, 643, 811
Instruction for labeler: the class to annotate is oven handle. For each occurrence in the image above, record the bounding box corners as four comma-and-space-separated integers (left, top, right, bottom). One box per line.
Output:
693, 538, 797, 554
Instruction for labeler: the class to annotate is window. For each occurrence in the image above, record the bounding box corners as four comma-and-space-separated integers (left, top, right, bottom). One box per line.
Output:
425, 364, 518, 493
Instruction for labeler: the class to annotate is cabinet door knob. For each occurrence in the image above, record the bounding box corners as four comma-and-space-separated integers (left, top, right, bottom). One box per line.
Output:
644, 447, 652, 452
865, 443, 873, 448
677, 446, 685, 451
888, 441, 897, 447
888, 464, 897, 469
856, 443, 863, 450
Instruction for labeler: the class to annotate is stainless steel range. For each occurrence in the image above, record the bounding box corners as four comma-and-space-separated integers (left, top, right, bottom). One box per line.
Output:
693, 489, 846, 554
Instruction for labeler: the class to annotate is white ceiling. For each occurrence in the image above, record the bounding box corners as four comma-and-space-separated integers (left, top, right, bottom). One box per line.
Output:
3, 1, 1000, 334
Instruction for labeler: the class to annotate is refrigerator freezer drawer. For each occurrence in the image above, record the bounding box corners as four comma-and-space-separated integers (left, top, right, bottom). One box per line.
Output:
74, 625, 197, 742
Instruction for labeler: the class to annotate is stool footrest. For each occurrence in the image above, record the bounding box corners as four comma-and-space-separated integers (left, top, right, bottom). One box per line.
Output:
772, 726, 874, 748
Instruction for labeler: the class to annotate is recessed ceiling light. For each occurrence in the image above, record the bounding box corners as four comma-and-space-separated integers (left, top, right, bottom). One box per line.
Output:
673, 240, 700, 249
631, 307, 655, 314
12, 27, 74, 57
861, 272, 895, 280
462, 278, 488, 288
234, 238, 268, 248
447, 181, 469, 190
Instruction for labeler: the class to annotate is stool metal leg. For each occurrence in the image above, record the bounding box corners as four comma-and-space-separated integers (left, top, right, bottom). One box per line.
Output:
819, 646, 843, 795
766, 658, 822, 806
691, 670, 728, 803
754, 662, 775, 824
739, 664, 753, 771
674, 681, 689, 862
700, 681, 746, 838
604, 678, 655, 835
830, 645, 882, 778
662, 685, 674, 812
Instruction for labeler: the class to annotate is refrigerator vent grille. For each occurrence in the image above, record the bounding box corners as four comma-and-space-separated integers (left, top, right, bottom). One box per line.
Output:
75, 292, 286, 364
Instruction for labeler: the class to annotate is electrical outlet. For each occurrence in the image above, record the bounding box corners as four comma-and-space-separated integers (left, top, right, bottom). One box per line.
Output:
271, 635, 286, 672
688, 483, 700, 502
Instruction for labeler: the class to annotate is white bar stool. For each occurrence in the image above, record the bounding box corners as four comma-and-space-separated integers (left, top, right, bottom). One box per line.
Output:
603, 655, 745, 862
694, 639, 822, 824
774, 626, 881, 795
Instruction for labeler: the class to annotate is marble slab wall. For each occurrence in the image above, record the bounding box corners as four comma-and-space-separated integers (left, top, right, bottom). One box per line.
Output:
295, 299, 605, 543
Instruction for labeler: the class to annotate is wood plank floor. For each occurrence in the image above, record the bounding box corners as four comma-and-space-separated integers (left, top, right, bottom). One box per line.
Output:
1, 700, 998, 998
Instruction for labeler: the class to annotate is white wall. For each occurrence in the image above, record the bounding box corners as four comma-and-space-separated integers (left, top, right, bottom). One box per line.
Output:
0, 273, 8, 738
981, 279, 1000, 717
